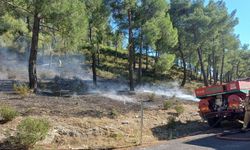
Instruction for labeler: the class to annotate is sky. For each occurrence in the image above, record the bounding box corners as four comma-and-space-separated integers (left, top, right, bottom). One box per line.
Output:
223, 0, 250, 46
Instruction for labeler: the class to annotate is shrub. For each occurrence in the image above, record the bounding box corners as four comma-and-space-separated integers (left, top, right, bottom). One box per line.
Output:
109, 132, 123, 140
0, 105, 19, 123
109, 108, 119, 118
164, 101, 174, 110
13, 83, 30, 97
174, 105, 185, 116
16, 117, 50, 147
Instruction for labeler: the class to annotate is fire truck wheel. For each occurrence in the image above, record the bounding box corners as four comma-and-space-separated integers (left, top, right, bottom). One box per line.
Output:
207, 117, 221, 128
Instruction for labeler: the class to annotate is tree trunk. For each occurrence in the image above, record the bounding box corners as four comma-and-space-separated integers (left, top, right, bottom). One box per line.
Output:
194, 65, 198, 80
212, 50, 218, 84
28, 12, 40, 92
197, 47, 208, 86
92, 52, 97, 86
209, 62, 212, 85
190, 63, 193, 80
128, 9, 134, 91
138, 27, 143, 84
220, 48, 225, 85
89, 23, 97, 86
228, 72, 231, 82
114, 39, 118, 63
236, 61, 240, 78
155, 51, 159, 64
179, 43, 186, 87
188, 55, 192, 81
97, 44, 100, 66
207, 55, 211, 85
133, 41, 136, 71
146, 46, 149, 70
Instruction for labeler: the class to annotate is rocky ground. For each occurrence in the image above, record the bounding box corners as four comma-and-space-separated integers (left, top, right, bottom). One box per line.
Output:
0, 81, 207, 150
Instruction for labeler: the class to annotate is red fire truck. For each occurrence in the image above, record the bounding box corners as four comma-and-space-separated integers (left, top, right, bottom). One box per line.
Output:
195, 80, 250, 127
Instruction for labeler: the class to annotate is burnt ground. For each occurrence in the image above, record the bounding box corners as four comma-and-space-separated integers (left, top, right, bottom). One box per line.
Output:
0, 79, 242, 150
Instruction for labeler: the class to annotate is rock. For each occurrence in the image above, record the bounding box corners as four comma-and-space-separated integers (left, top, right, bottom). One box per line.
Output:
55, 125, 82, 137
68, 130, 82, 137
162, 121, 167, 124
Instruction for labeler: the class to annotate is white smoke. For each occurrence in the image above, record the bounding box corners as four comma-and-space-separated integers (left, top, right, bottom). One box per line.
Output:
136, 83, 199, 101
0, 47, 90, 81
101, 93, 135, 104
88, 82, 198, 103
0, 47, 198, 102
0, 48, 28, 80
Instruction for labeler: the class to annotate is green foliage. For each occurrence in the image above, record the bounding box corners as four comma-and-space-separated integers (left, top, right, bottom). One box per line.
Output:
85, 0, 110, 49
0, 13, 28, 35
13, 83, 30, 97
143, 19, 160, 49
155, 14, 178, 52
164, 101, 174, 110
2, 0, 88, 52
109, 132, 123, 140
45, 0, 88, 52
155, 53, 176, 74
16, 117, 50, 147
109, 108, 119, 118
174, 105, 185, 116
0, 105, 19, 123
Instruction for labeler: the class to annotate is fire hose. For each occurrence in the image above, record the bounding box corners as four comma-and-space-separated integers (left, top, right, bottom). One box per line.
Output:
216, 129, 250, 141
203, 117, 250, 141
211, 117, 250, 141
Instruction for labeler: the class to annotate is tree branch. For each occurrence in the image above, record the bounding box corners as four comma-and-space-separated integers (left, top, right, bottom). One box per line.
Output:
40, 24, 60, 32
1, 0, 32, 14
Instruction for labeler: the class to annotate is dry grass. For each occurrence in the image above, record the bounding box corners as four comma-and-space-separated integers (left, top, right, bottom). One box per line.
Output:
13, 83, 30, 97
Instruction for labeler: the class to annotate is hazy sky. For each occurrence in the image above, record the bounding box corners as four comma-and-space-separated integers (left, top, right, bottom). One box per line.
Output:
223, 0, 250, 46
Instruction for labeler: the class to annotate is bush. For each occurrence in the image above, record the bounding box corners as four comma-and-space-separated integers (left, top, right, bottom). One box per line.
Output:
0, 105, 19, 123
13, 83, 30, 97
164, 101, 174, 110
16, 117, 50, 147
174, 105, 185, 116
109, 108, 119, 118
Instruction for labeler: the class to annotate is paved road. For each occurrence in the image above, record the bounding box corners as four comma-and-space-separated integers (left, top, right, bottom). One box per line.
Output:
135, 132, 250, 150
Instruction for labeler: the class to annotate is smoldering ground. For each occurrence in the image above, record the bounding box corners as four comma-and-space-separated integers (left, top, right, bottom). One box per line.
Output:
0, 48, 198, 102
